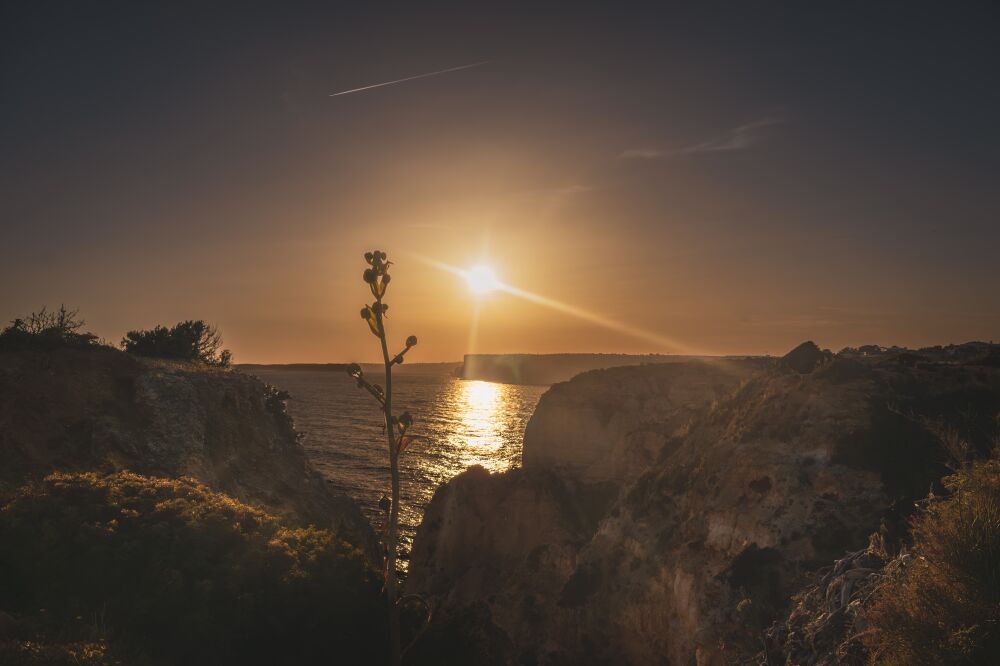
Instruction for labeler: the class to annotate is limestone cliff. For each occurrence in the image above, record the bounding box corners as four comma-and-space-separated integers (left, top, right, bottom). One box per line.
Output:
522, 360, 762, 484
408, 348, 1000, 664
0, 345, 377, 558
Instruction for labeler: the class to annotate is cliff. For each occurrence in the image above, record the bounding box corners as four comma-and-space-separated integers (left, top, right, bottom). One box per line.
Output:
0, 345, 377, 558
522, 360, 763, 484
408, 346, 1000, 664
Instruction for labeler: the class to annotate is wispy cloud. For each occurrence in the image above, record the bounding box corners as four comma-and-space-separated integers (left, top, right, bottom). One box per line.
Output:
329, 61, 490, 97
618, 116, 783, 160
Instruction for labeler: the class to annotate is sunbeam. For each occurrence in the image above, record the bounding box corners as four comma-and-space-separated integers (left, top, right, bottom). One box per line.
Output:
414, 255, 699, 354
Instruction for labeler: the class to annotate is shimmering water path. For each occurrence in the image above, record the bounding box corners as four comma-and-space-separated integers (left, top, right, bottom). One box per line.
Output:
248, 365, 546, 559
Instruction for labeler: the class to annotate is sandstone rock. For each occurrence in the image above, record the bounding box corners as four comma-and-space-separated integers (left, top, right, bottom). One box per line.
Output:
780, 340, 832, 373
522, 360, 761, 485
0, 346, 378, 560
409, 348, 1000, 665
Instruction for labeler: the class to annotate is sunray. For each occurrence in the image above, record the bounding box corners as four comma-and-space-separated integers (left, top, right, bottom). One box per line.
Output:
414, 255, 700, 355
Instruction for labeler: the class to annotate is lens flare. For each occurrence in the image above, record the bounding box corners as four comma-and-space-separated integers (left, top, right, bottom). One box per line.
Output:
464, 265, 501, 295
413, 253, 698, 354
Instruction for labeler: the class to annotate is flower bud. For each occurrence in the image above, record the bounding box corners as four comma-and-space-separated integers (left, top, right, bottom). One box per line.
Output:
364, 252, 374, 263
363, 269, 376, 284
360, 307, 370, 319
406, 335, 417, 347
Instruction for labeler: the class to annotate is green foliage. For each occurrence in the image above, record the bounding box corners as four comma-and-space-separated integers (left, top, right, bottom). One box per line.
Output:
0, 306, 98, 350
865, 458, 1000, 664
121, 320, 231, 366
0, 472, 386, 665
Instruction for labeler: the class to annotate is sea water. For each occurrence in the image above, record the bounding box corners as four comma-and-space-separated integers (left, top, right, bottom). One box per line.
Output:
247, 365, 546, 562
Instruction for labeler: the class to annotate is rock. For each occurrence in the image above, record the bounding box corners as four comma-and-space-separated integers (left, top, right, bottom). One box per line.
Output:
522, 360, 761, 485
780, 340, 832, 373
0, 345, 378, 560
408, 346, 1000, 665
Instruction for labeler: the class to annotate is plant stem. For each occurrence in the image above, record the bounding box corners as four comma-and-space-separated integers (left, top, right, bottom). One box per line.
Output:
376, 298, 402, 666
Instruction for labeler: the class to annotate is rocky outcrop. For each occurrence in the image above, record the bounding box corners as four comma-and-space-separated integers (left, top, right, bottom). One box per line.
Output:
0, 345, 377, 558
780, 340, 833, 373
408, 347, 1000, 664
522, 360, 761, 485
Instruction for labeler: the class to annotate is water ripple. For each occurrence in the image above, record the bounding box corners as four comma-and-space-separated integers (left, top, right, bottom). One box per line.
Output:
248, 367, 545, 565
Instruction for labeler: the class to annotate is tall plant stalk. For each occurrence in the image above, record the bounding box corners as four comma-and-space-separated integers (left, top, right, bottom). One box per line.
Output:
346, 250, 419, 666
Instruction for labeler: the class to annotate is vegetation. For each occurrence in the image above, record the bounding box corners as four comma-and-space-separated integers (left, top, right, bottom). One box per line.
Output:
122, 320, 232, 366
864, 455, 1000, 664
0, 472, 386, 665
345, 249, 423, 665
0, 306, 98, 350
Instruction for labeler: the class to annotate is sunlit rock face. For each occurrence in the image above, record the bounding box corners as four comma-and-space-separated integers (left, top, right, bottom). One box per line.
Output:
0, 345, 377, 559
522, 361, 761, 485
409, 349, 1000, 664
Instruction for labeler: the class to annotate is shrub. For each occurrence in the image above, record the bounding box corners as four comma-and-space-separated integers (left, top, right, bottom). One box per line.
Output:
0, 472, 386, 665
122, 320, 231, 366
864, 458, 1000, 664
0, 306, 98, 350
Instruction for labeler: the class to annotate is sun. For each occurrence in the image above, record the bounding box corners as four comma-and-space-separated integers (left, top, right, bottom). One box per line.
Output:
464, 265, 501, 295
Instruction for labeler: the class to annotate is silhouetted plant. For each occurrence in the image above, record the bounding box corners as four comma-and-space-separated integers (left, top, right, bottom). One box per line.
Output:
346, 249, 424, 665
0, 305, 98, 350
122, 320, 232, 366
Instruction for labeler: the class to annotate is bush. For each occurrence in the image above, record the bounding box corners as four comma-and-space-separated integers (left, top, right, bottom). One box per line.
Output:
865, 458, 1000, 664
0, 472, 386, 665
0, 306, 98, 351
122, 320, 231, 366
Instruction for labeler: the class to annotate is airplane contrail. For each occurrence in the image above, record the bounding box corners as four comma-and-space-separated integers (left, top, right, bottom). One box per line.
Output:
329, 60, 491, 97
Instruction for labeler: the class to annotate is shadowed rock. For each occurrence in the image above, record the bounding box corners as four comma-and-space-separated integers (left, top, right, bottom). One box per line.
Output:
408, 343, 1000, 665
780, 340, 832, 373
0, 345, 378, 560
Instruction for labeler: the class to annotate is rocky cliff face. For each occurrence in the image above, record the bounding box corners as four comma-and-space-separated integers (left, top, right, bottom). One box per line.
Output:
0, 345, 377, 558
408, 349, 1000, 664
522, 360, 761, 485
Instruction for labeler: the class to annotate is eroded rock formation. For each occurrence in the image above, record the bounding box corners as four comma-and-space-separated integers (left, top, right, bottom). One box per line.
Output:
408, 347, 1000, 664
0, 345, 377, 557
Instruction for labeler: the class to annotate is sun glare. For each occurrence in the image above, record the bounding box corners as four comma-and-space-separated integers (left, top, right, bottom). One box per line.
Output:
464, 265, 501, 295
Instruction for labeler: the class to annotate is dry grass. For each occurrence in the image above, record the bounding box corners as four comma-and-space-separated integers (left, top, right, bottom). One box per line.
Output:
864, 458, 1000, 664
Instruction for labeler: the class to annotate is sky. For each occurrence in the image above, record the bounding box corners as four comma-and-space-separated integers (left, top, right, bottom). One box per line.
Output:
1, 2, 998, 362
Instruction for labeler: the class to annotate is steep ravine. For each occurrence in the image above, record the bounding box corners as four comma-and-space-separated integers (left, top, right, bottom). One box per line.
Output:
408, 347, 1000, 664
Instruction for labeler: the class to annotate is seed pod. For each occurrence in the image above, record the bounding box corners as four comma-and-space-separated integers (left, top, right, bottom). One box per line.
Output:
406, 335, 417, 347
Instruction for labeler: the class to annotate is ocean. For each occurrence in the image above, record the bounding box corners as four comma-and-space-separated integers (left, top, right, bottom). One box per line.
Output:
247, 365, 547, 563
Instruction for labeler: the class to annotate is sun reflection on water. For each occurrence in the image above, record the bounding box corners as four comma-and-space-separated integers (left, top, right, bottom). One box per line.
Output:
446, 380, 512, 472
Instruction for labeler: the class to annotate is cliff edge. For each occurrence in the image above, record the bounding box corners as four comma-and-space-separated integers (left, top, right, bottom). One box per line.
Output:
0, 344, 377, 558
408, 346, 1000, 664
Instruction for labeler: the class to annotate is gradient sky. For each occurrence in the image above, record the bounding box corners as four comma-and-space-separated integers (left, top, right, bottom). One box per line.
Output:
2, 2, 998, 362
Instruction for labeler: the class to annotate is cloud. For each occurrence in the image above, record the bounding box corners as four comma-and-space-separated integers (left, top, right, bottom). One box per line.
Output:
618, 116, 783, 160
